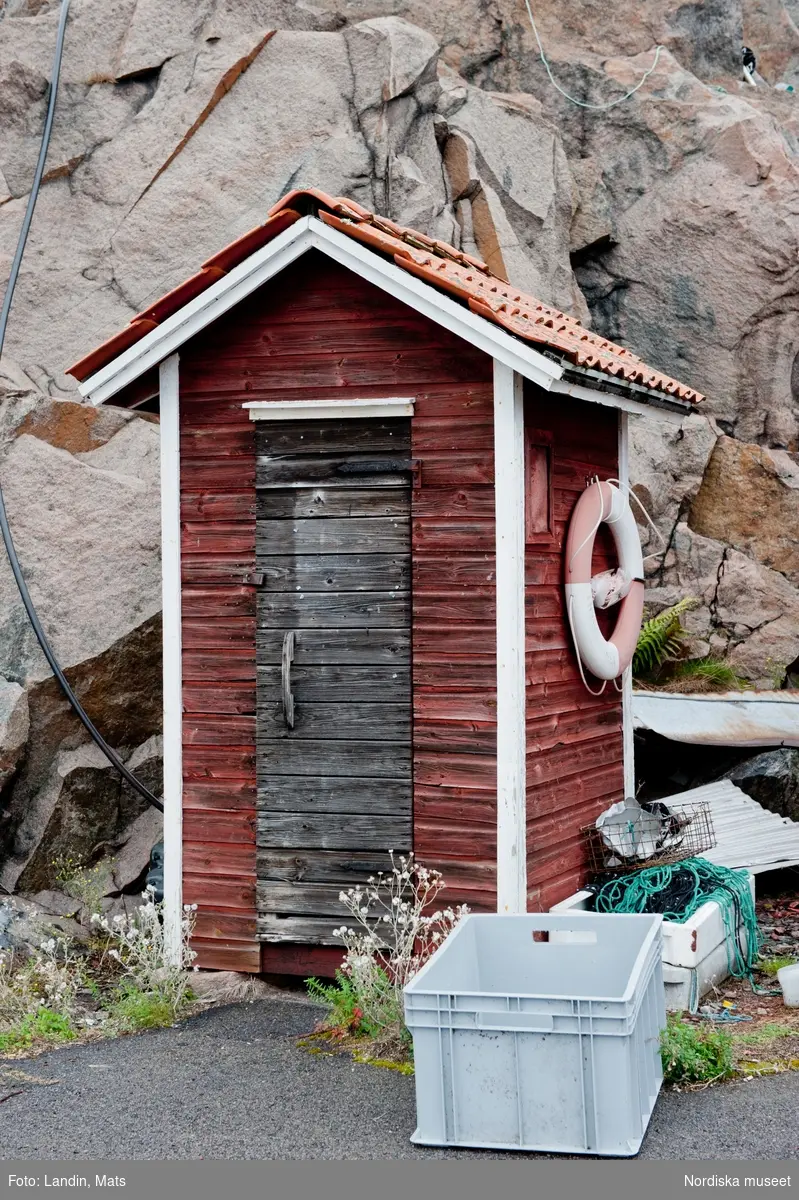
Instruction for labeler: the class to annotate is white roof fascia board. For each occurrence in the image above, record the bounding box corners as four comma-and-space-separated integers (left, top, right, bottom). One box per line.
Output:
79, 216, 317, 405
306, 220, 560, 391
547, 376, 687, 425
244, 397, 414, 420
77, 213, 689, 419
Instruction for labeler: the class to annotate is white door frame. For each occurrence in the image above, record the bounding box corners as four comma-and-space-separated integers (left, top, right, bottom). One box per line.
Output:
159, 354, 184, 964
493, 361, 527, 913
618, 410, 636, 798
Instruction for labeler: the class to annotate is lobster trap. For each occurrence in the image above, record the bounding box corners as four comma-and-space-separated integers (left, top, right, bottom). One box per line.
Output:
584, 797, 716, 877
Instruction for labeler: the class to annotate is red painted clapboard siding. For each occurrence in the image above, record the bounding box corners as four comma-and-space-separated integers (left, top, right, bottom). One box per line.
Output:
411, 363, 496, 912
178, 251, 498, 967
524, 385, 624, 912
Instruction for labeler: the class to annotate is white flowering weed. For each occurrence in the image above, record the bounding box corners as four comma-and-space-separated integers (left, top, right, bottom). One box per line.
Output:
91, 888, 197, 1021
312, 853, 467, 1048
0, 931, 83, 1029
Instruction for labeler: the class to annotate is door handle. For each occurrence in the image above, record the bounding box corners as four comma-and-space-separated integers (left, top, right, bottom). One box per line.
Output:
281, 631, 295, 730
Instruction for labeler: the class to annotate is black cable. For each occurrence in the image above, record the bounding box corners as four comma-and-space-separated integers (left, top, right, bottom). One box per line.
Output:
0, 0, 163, 814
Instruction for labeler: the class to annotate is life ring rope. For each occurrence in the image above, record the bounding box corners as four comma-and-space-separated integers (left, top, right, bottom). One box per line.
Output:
603, 476, 667, 564
566, 592, 609, 697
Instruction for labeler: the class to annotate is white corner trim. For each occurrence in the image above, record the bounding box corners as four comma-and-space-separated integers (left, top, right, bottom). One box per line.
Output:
244, 397, 414, 421
159, 354, 183, 965
618, 409, 636, 798
493, 361, 527, 914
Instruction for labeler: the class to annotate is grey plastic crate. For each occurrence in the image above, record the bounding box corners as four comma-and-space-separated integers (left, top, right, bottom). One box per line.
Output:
404, 912, 665, 1156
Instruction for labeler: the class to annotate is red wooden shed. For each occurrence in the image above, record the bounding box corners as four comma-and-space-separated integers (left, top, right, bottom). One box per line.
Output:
68, 188, 702, 975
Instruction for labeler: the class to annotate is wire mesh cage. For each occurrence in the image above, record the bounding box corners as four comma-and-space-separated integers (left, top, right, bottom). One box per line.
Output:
584, 798, 716, 877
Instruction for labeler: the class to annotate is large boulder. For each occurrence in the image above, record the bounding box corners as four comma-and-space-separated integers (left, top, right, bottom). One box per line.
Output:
0, 613, 163, 893
643, 526, 799, 686
440, 74, 585, 316
629, 412, 720, 556
0, 390, 162, 898
572, 63, 799, 444
726, 748, 799, 822
0, 682, 28, 791
0, 409, 160, 685
1, 728, 162, 896
690, 436, 799, 585
0, 893, 90, 953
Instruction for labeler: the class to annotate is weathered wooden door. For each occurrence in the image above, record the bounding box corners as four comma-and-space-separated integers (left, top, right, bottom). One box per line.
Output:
255, 417, 413, 944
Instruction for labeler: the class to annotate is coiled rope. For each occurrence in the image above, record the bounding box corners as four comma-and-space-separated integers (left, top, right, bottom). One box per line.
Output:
594, 858, 759, 984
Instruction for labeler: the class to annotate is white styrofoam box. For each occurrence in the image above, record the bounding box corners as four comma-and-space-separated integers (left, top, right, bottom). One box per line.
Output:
551, 874, 754, 968
662, 942, 748, 1011
551, 874, 755, 1011
404, 913, 666, 1157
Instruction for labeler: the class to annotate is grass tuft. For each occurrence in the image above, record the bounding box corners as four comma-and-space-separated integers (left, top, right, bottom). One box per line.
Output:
671, 657, 746, 691
757, 955, 797, 977
109, 986, 178, 1032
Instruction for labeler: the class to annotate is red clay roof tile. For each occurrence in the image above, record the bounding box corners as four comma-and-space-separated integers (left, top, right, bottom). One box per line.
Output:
68, 317, 159, 383
201, 207, 300, 273
67, 188, 703, 404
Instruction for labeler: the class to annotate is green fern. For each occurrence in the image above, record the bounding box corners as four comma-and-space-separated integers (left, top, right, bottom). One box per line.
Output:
306, 971, 381, 1036
633, 597, 699, 679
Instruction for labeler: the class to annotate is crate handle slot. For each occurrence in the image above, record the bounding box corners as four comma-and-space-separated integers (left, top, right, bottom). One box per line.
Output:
531, 928, 598, 945
476, 1012, 555, 1033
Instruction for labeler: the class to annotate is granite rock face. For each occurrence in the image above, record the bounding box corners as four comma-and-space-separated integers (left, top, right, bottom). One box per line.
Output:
0, 391, 162, 897
0, 0, 798, 902
690, 436, 799, 584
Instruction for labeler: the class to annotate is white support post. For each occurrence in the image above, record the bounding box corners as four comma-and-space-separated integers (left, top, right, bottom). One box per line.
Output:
159, 353, 183, 964
618, 409, 636, 798
493, 361, 527, 914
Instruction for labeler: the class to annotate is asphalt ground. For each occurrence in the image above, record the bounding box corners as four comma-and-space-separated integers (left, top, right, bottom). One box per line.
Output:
0, 999, 797, 1160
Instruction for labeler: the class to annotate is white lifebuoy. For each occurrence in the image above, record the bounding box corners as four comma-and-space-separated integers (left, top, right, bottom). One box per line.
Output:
564, 481, 645, 681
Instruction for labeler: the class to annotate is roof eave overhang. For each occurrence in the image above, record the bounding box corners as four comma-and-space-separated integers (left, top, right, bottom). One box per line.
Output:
77, 215, 687, 423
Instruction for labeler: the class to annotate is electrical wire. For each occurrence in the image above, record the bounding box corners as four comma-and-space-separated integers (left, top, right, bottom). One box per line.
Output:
522, 0, 664, 112
0, 0, 163, 814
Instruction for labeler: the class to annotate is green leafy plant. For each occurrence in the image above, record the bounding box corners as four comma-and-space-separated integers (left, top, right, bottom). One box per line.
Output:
0, 1008, 75, 1054
633, 598, 698, 677
660, 1015, 734, 1085
757, 955, 797, 977
52, 854, 113, 917
91, 888, 197, 1027
764, 657, 788, 690
306, 971, 384, 1039
306, 853, 467, 1058
633, 599, 746, 692
0, 934, 84, 1030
